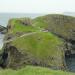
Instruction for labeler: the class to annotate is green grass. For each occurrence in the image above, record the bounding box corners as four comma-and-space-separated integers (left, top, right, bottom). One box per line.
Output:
6, 15, 75, 69
10, 31, 65, 68
0, 66, 74, 75
3, 16, 67, 69
3, 14, 75, 74
8, 14, 75, 39
33, 17, 48, 29
33, 14, 75, 40
8, 19, 39, 35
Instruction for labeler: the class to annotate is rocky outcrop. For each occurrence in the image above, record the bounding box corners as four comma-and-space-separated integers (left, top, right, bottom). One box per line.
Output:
1, 14, 75, 71
1, 32, 66, 70
0, 25, 7, 34
35, 14, 75, 40
35, 14, 75, 55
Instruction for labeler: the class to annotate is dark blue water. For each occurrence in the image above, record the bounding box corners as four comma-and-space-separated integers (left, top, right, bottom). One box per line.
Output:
65, 54, 75, 72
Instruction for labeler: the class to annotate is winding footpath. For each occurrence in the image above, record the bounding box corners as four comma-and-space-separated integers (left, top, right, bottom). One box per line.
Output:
4, 30, 48, 44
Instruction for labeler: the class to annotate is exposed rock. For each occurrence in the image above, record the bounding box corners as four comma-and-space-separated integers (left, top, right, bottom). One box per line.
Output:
19, 18, 32, 26
1, 32, 66, 70
35, 14, 75, 40
0, 25, 7, 34
1, 44, 66, 70
35, 14, 75, 56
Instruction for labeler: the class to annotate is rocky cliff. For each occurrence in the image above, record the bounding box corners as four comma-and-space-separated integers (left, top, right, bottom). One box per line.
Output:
34, 14, 75, 56
0, 25, 7, 34
1, 14, 75, 70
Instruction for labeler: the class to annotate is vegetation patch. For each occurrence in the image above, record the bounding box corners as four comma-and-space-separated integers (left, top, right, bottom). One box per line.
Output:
3, 31, 65, 69
0, 66, 74, 75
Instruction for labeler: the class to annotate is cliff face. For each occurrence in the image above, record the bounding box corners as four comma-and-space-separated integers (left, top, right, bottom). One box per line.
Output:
34, 14, 75, 56
3, 32, 65, 69
1, 14, 75, 70
0, 16, 66, 70
34, 14, 75, 41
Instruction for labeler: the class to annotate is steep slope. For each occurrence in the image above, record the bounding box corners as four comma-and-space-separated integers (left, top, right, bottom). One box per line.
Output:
6, 18, 39, 40
33, 14, 75, 41
3, 31, 65, 69
2, 14, 75, 71
33, 14, 75, 58
1, 17, 66, 70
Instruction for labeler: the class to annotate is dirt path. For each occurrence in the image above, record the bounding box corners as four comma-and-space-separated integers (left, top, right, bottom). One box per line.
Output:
4, 30, 48, 43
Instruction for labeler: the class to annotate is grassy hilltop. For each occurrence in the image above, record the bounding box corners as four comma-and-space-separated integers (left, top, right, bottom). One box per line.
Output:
1, 14, 75, 75
34, 14, 75, 40
3, 16, 66, 69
